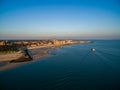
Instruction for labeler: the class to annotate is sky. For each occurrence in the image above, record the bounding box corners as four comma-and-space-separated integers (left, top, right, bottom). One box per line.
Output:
0, 0, 120, 40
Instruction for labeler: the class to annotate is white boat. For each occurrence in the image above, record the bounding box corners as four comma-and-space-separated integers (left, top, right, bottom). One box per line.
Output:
91, 48, 95, 52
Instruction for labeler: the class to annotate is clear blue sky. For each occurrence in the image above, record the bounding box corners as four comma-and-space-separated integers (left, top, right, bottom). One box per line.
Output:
0, 0, 120, 40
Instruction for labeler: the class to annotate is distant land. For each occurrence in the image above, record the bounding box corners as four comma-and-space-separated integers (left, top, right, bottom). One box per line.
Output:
0, 39, 91, 71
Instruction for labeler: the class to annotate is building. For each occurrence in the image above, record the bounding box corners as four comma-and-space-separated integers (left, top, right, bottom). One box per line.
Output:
53, 39, 68, 46
0, 41, 5, 46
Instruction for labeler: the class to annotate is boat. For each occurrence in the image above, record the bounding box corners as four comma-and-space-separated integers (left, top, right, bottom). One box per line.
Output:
91, 48, 95, 52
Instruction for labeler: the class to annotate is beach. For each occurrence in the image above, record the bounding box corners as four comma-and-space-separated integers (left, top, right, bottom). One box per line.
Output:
0, 40, 91, 71
0, 45, 54, 71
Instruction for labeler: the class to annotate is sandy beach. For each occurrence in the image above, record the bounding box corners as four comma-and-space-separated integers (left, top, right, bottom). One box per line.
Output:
0, 52, 23, 62
0, 45, 54, 71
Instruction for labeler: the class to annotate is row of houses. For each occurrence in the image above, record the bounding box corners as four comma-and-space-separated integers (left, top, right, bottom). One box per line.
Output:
0, 39, 74, 47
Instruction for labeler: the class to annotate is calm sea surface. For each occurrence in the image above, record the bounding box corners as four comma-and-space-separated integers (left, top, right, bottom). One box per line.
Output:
0, 40, 120, 90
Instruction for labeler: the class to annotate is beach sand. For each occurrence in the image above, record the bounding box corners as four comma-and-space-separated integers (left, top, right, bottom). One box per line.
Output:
0, 45, 54, 71
0, 52, 24, 62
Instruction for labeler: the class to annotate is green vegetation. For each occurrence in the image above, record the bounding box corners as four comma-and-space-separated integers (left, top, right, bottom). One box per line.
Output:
0, 51, 16, 54
0, 45, 23, 54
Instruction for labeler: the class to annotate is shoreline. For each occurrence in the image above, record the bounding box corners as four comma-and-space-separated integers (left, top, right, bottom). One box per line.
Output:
0, 45, 54, 71
0, 41, 92, 71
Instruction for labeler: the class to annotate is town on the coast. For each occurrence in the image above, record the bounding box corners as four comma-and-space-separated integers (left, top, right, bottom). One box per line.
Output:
0, 39, 91, 70
0, 39, 91, 47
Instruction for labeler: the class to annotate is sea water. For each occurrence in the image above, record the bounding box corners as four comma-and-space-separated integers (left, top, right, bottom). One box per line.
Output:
0, 40, 120, 90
